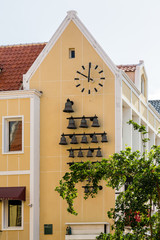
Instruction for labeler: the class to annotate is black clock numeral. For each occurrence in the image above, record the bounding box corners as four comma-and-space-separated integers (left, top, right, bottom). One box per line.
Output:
99, 70, 103, 74
88, 89, 91, 94
94, 88, 98, 92
99, 83, 103, 87
74, 78, 79, 80
82, 65, 85, 70
81, 88, 85, 92
76, 84, 81, 87
95, 65, 98, 69
100, 77, 105, 80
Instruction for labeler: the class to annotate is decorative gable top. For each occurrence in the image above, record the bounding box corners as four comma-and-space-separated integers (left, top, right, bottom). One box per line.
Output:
23, 10, 120, 89
0, 43, 46, 91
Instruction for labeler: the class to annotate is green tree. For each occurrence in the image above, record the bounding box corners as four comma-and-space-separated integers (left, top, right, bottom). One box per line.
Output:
55, 121, 160, 239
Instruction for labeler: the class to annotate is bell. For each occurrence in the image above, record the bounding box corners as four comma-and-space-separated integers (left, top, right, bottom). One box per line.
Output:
63, 99, 74, 112
91, 115, 100, 127
80, 116, 88, 128
96, 148, 102, 157
69, 149, 74, 158
101, 132, 108, 142
59, 134, 67, 145
91, 133, 98, 143
78, 148, 83, 157
67, 117, 76, 129
68, 161, 74, 166
81, 134, 88, 144
70, 134, 78, 144
87, 148, 93, 157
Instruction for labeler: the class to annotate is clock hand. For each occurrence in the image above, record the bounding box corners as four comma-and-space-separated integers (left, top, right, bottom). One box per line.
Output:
88, 62, 91, 82
77, 71, 88, 78
77, 70, 93, 81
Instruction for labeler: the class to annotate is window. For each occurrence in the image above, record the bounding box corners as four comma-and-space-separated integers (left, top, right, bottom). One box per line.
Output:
2, 116, 23, 154
2, 200, 23, 230
69, 48, 75, 58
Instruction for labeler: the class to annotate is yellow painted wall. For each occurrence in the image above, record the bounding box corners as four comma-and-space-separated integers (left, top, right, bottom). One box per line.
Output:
122, 81, 131, 102
148, 111, 154, 128
0, 97, 30, 239
141, 103, 147, 120
30, 21, 115, 239
132, 93, 139, 112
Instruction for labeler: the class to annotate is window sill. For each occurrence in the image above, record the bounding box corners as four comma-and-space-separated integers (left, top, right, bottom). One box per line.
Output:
2, 151, 24, 155
2, 227, 23, 231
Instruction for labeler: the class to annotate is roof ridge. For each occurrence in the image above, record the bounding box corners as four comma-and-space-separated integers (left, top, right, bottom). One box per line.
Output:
117, 64, 138, 67
0, 42, 47, 48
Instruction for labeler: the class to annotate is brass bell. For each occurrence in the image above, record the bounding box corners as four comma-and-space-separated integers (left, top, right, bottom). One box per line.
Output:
91, 133, 98, 143
59, 134, 67, 145
70, 134, 78, 144
96, 148, 102, 157
67, 117, 76, 129
87, 148, 93, 157
80, 116, 88, 128
78, 148, 83, 157
101, 132, 108, 142
91, 115, 100, 127
69, 149, 74, 158
81, 134, 88, 144
63, 99, 74, 112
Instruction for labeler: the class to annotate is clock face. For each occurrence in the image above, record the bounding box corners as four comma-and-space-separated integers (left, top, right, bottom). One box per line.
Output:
74, 62, 105, 94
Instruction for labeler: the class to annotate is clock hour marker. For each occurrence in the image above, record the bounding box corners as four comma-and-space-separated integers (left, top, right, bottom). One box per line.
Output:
100, 77, 105, 80
99, 83, 103, 87
81, 88, 85, 92
76, 84, 81, 87
95, 65, 98, 69
74, 78, 79, 80
99, 70, 103, 74
94, 88, 98, 92
88, 89, 91, 94
82, 65, 85, 70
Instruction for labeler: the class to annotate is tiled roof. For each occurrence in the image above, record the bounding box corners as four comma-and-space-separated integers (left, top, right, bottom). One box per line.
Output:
117, 64, 137, 72
149, 100, 160, 114
0, 43, 46, 91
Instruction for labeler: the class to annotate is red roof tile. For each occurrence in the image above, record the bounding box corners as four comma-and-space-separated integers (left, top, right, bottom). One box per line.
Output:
117, 64, 137, 72
0, 43, 46, 91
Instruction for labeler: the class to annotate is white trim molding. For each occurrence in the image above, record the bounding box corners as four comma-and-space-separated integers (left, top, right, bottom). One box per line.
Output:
30, 95, 41, 240
115, 73, 122, 153
0, 89, 42, 100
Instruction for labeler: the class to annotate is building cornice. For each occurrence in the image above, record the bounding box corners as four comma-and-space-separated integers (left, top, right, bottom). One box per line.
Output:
0, 89, 42, 99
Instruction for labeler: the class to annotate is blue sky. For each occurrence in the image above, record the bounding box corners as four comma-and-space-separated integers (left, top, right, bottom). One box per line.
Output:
1, 0, 160, 99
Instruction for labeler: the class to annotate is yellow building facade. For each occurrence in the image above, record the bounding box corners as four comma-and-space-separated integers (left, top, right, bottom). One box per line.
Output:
0, 10, 159, 240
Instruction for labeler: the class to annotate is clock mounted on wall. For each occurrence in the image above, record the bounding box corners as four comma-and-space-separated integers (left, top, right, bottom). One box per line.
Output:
74, 62, 105, 94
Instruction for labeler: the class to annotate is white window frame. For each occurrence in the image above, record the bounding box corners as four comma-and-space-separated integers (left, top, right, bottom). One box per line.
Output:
2, 116, 24, 154
2, 200, 24, 231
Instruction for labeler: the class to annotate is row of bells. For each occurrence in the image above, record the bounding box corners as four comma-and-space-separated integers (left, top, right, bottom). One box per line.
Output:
69, 148, 102, 158
67, 116, 100, 129
59, 132, 108, 145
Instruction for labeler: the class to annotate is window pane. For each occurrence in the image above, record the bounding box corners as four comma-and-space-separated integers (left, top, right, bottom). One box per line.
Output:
9, 121, 22, 151
8, 200, 22, 227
